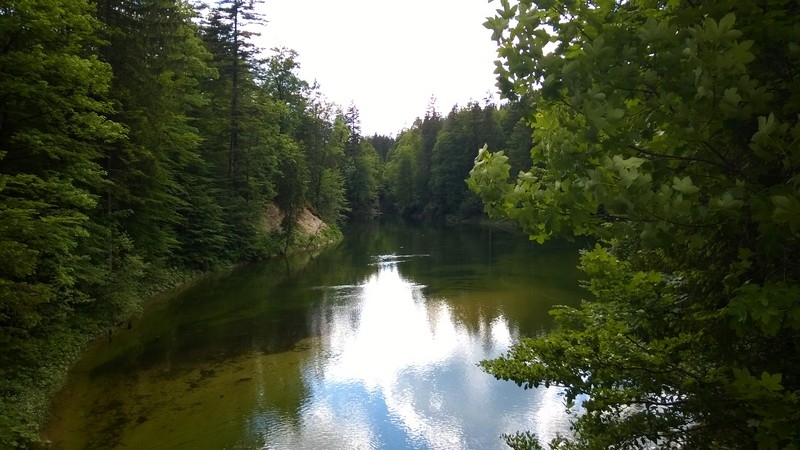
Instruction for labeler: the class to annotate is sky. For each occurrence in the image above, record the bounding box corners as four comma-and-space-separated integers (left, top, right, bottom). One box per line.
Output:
256, 0, 502, 136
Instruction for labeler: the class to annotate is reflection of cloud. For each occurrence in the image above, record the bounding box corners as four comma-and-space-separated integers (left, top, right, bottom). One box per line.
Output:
323, 265, 453, 390
253, 394, 377, 450
266, 258, 574, 449
384, 385, 467, 449
532, 388, 571, 444
490, 316, 513, 348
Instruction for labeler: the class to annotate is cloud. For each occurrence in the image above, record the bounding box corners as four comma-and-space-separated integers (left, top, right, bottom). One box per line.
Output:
257, 0, 500, 135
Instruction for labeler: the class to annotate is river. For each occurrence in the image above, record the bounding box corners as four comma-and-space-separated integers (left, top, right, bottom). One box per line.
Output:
46, 221, 586, 449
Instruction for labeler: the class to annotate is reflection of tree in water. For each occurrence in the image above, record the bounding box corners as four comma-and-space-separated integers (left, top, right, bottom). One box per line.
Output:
302, 254, 576, 448
52, 222, 583, 449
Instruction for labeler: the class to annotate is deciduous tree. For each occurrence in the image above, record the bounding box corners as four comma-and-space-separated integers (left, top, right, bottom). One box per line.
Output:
470, 0, 800, 448
0, 0, 123, 444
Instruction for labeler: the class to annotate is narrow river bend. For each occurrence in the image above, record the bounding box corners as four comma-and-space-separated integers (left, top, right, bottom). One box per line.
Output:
47, 221, 585, 449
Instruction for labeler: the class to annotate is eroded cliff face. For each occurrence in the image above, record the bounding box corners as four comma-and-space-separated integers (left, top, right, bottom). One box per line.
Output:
262, 203, 341, 256
263, 203, 326, 236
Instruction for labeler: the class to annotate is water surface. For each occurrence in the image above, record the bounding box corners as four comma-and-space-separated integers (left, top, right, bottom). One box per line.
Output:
47, 221, 585, 449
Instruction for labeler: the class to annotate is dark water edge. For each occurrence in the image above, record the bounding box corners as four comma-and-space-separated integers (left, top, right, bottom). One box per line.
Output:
44, 220, 587, 449
28, 231, 339, 449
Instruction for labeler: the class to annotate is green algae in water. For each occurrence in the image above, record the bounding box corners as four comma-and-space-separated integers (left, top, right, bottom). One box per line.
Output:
50, 338, 316, 450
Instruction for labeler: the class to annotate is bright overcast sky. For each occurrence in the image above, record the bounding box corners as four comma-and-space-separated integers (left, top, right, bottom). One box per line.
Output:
257, 0, 501, 136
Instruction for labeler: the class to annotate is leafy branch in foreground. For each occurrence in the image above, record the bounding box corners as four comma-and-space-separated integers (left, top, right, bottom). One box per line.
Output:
471, 0, 800, 448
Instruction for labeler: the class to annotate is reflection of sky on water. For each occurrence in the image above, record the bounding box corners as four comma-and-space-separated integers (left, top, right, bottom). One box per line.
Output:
252, 256, 575, 449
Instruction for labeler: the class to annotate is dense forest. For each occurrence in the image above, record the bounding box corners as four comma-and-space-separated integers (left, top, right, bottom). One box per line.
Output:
0, 0, 522, 446
470, 0, 800, 448
6, 0, 799, 448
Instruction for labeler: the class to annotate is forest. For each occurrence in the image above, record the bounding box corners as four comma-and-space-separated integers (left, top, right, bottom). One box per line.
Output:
0, 0, 523, 446
3, 0, 800, 448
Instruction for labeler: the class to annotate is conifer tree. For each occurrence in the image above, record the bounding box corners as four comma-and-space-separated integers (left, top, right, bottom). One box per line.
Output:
96, 0, 215, 273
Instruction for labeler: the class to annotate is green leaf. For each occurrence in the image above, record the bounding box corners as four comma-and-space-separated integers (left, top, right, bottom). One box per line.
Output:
718, 13, 736, 36
672, 176, 699, 195
760, 372, 783, 392
771, 194, 800, 233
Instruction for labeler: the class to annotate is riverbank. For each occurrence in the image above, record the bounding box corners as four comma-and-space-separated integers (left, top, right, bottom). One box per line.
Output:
1, 206, 339, 449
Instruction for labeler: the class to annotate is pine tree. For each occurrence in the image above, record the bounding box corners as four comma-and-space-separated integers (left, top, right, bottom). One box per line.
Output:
431, 102, 502, 218
96, 0, 216, 273
418, 100, 443, 213
299, 94, 349, 223
199, 0, 285, 259
201, 0, 265, 196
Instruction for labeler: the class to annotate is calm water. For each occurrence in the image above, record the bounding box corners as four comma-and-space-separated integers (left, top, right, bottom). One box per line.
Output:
47, 221, 585, 449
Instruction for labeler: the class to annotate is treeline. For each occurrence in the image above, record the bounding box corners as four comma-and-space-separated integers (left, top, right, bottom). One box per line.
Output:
378, 100, 533, 221
0, 0, 379, 445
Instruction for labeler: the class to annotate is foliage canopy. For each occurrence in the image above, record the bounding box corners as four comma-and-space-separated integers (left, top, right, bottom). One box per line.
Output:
469, 0, 800, 448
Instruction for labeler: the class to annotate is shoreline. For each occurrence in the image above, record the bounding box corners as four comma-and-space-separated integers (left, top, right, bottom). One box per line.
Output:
27, 219, 341, 449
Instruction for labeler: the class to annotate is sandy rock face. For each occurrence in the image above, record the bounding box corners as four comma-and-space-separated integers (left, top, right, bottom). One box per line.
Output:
264, 203, 326, 235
